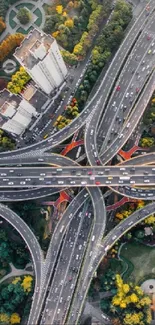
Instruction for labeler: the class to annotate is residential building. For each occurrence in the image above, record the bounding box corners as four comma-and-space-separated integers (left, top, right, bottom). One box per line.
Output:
0, 89, 37, 136
14, 28, 68, 95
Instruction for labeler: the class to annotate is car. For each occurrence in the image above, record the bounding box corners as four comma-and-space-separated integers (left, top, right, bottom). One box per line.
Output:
81, 181, 87, 185
17, 173, 22, 176
112, 101, 116, 106
95, 181, 101, 185
96, 160, 100, 165
20, 181, 26, 185
125, 92, 129, 98
148, 49, 152, 54
8, 182, 14, 185
118, 133, 123, 138
90, 129, 94, 135
130, 180, 135, 184
70, 181, 75, 184
116, 85, 120, 91
58, 181, 64, 184
142, 67, 145, 72
106, 181, 111, 184
144, 179, 150, 183
118, 180, 123, 184
40, 173, 45, 176
9, 170, 14, 173
1, 173, 6, 176
88, 171, 92, 175
147, 35, 151, 40
25, 178, 31, 181
136, 88, 139, 93
38, 158, 44, 162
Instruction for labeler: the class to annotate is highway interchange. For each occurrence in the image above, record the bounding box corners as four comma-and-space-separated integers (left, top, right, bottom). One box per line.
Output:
0, 1, 155, 324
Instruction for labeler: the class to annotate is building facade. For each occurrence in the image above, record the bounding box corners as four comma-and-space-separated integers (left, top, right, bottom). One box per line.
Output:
0, 89, 37, 136
14, 29, 68, 95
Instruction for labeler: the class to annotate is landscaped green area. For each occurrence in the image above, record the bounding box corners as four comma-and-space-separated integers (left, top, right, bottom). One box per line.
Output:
120, 241, 155, 283
16, 26, 33, 34
33, 8, 42, 27
9, 9, 17, 29
15, 3, 34, 11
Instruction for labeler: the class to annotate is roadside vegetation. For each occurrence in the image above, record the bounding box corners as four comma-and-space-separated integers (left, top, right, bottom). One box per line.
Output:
88, 200, 155, 324
54, 0, 132, 129
0, 275, 34, 324
139, 91, 155, 148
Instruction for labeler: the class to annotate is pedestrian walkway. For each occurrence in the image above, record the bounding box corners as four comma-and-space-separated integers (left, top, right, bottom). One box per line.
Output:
0, 262, 33, 284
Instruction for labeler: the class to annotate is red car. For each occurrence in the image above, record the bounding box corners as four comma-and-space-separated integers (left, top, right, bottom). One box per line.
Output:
88, 171, 92, 175
95, 181, 101, 185
136, 88, 139, 93
96, 160, 100, 165
116, 85, 121, 91
147, 35, 151, 40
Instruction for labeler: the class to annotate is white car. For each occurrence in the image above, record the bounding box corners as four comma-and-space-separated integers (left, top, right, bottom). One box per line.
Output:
20, 181, 26, 185
8, 182, 14, 185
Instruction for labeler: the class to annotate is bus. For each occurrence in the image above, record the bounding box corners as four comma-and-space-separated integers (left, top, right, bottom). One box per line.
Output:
60, 225, 65, 233
119, 176, 130, 180
76, 146, 82, 159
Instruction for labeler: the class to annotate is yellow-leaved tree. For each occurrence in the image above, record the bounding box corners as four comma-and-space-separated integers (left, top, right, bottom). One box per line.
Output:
0, 313, 10, 324
21, 275, 33, 293
56, 5, 63, 14
10, 313, 21, 324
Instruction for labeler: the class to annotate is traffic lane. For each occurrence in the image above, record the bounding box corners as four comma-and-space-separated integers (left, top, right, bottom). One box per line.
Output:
0, 204, 43, 287
0, 165, 154, 176
0, 0, 154, 159
117, 186, 155, 200
67, 189, 106, 324
29, 191, 88, 325
85, 1, 155, 165
0, 187, 62, 201
100, 71, 155, 164
0, 175, 154, 187
56, 216, 93, 324
42, 209, 87, 324
97, 20, 155, 145
99, 38, 155, 152
69, 202, 155, 325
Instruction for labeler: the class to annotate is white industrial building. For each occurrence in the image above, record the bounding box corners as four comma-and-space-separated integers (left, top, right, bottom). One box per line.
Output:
14, 29, 68, 95
0, 89, 37, 136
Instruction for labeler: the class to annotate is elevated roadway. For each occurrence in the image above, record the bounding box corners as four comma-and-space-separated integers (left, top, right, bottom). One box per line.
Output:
0, 0, 154, 159
0, 165, 154, 187
67, 201, 155, 324
0, 204, 44, 325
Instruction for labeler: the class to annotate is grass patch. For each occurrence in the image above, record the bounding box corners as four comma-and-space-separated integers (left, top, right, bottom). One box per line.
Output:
15, 3, 34, 10
120, 240, 155, 283
33, 8, 42, 27
9, 10, 17, 29
16, 26, 33, 34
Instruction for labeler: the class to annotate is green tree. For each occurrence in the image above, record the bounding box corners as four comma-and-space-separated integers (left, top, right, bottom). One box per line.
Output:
17, 8, 31, 25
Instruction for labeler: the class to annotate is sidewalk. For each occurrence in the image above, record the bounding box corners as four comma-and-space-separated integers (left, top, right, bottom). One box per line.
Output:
0, 262, 34, 284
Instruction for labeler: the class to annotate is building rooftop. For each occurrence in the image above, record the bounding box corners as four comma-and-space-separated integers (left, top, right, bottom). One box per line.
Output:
14, 28, 54, 70
21, 83, 48, 111
0, 89, 21, 116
